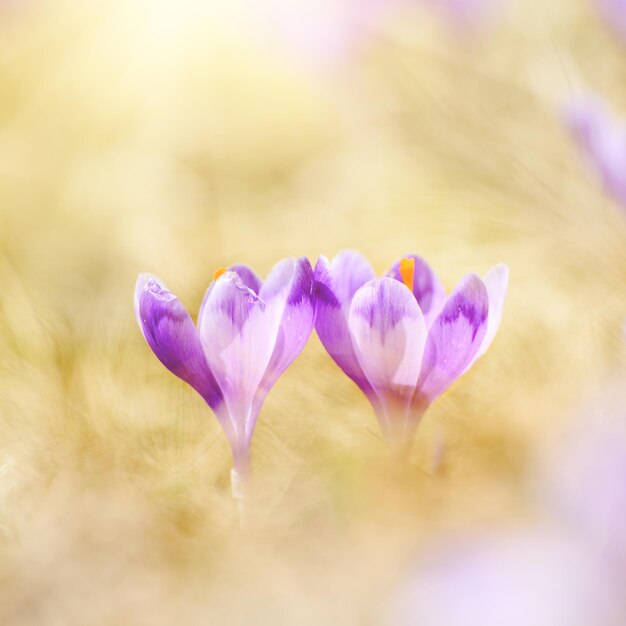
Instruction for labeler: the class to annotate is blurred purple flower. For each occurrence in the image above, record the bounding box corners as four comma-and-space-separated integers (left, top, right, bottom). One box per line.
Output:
389, 530, 619, 626
424, 0, 509, 30
543, 401, 626, 579
135, 257, 315, 479
389, 395, 626, 626
314, 251, 507, 448
566, 94, 626, 207
256, 0, 508, 72
256, 0, 391, 71
596, 0, 626, 42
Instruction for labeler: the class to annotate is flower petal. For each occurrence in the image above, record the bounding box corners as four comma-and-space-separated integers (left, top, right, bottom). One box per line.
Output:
230, 263, 263, 294
134, 274, 222, 409
476, 263, 508, 360
314, 255, 381, 409
386, 254, 447, 325
197, 271, 281, 441
259, 256, 306, 303
329, 249, 376, 305
349, 277, 426, 416
252, 257, 316, 419
197, 264, 263, 327
416, 273, 489, 403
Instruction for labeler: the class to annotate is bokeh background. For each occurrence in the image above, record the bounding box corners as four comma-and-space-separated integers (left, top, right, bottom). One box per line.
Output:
1, 0, 626, 624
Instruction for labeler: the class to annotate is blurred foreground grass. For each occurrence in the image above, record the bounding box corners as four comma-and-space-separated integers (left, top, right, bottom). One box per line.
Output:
1, 0, 626, 623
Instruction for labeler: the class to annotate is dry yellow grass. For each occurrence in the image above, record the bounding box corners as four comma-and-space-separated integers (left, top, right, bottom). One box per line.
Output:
1, 0, 626, 623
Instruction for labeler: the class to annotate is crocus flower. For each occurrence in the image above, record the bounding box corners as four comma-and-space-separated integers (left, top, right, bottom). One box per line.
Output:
315, 251, 507, 449
566, 94, 626, 207
134, 257, 315, 482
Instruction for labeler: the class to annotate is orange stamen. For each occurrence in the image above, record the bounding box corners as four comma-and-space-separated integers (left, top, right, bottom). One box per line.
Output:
213, 266, 227, 281
399, 257, 415, 290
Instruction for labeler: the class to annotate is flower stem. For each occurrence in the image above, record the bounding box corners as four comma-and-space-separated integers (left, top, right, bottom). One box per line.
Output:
230, 467, 249, 530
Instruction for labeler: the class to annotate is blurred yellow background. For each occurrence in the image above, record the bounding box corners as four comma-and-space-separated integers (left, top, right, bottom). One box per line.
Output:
1, 0, 626, 623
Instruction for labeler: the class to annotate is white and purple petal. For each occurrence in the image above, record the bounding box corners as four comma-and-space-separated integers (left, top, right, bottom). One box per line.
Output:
197, 264, 263, 326
230, 263, 263, 294
416, 274, 489, 404
475, 263, 508, 361
386, 254, 447, 326
349, 277, 426, 439
197, 272, 281, 456
252, 257, 316, 417
314, 255, 381, 411
329, 249, 376, 304
134, 274, 222, 410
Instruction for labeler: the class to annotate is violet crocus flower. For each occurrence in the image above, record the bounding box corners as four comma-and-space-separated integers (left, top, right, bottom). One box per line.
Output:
134, 257, 315, 483
315, 251, 507, 449
566, 94, 626, 207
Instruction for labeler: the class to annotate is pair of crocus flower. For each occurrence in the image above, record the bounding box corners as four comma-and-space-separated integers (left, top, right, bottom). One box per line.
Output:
135, 251, 508, 482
